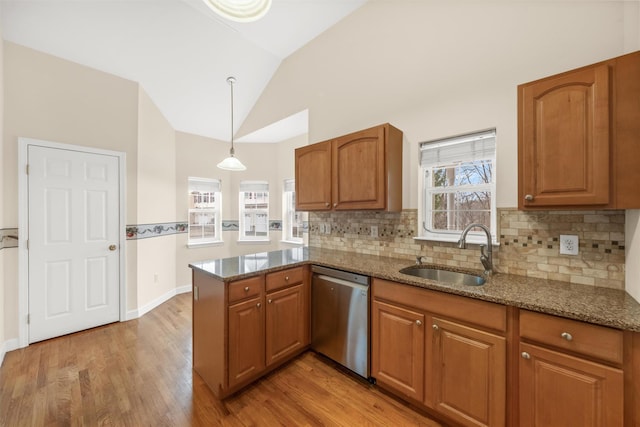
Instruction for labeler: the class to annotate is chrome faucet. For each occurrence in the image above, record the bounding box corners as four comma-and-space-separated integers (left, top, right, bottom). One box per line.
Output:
458, 223, 493, 276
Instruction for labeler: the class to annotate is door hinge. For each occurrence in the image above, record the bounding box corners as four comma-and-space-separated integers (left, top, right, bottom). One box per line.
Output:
26, 239, 29, 250
26, 164, 29, 175
27, 314, 30, 324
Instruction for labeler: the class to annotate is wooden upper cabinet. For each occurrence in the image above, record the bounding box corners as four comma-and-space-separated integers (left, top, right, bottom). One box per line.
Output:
295, 123, 403, 212
518, 50, 640, 209
295, 140, 332, 211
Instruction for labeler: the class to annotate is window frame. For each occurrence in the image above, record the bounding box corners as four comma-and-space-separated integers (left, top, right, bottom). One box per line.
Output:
282, 178, 304, 245
187, 177, 223, 247
238, 180, 270, 242
416, 129, 498, 246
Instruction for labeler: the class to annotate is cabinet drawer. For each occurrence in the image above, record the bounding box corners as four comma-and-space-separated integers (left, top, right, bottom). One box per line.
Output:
228, 276, 264, 304
520, 310, 623, 365
266, 267, 304, 293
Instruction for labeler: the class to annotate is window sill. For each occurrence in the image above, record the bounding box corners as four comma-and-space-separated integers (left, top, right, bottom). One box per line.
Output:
237, 239, 271, 245
280, 240, 304, 246
414, 235, 499, 247
187, 241, 224, 249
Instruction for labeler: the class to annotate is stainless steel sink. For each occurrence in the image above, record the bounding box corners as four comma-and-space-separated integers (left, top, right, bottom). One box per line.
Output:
399, 265, 486, 286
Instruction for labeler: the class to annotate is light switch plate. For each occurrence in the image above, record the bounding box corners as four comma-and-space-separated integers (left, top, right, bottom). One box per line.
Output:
559, 234, 579, 255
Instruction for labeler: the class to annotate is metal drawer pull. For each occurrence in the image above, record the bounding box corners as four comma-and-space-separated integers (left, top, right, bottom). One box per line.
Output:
415, 320, 422, 326
285, 276, 289, 281
432, 324, 438, 330
561, 332, 573, 341
521, 352, 531, 359
244, 286, 249, 292
524, 194, 534, 201
256, 302, 261, 308
268, 299, 272, 304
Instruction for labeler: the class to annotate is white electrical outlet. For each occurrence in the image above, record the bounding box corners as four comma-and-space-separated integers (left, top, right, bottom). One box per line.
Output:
559, 234, 579, 255
371, 225, 378, 238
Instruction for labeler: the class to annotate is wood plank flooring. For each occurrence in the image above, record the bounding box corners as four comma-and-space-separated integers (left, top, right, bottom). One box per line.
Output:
0, 293, 442, 426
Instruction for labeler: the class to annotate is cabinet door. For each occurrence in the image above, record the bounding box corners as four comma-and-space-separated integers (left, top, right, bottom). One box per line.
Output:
295, 140, 332, 211
519, 342, 623, 427
333, 126, 386, 210
426, 317, 506, 427
228, 297, 265, 388
518, 64, 610, 208
265, 283, 307, 366
371, 300, 425, 401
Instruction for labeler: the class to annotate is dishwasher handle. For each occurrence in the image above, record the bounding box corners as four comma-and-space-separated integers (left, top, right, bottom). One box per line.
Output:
314, 274, 369, 292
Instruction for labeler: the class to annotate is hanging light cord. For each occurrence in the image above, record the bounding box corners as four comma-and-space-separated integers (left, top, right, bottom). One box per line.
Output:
227, 76, 236, 156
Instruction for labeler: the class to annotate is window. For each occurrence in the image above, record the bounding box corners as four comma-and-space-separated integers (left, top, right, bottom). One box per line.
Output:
188, 177, 222, 245
282, 179, 304, 244
418, 129, 497, 244
239, 180, 269, 241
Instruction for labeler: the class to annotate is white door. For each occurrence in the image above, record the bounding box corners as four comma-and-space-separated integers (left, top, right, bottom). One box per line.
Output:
28, 145, 121, 343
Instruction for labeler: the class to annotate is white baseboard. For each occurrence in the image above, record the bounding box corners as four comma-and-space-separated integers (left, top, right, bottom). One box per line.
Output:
1, 338, 20, 367
125, 285, 192, 320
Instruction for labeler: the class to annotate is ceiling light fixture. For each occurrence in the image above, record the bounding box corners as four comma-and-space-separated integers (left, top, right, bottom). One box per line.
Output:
202, 0, 272, 23
217, 76, 247, 171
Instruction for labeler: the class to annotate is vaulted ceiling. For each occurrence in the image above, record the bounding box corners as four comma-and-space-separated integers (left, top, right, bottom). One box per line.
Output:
1, 0, 367, 142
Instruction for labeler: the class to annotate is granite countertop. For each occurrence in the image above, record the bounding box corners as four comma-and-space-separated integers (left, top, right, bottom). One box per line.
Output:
189, 247, 640, 332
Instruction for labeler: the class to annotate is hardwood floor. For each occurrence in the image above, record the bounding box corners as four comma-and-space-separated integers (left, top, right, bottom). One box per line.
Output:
0, 293, 442, 426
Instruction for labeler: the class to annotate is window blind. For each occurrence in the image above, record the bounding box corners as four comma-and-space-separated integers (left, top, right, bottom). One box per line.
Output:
284, 179, 295, 192
420, 129, 496, 168
240, 180, 269, 192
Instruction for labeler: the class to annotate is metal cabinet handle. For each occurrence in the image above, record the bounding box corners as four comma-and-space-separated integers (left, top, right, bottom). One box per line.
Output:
432, 324, 439, 330
268, 299, 272, 304
524, 194, 534, 201
415, 320, 422, 326
521, 352, 531, 359
561, 332, 573, 341
285, 276, 289, 281
325, 202, 330, 207
256, 302, 261, 308
333, 203, 338, 207
244, 286, 250, 292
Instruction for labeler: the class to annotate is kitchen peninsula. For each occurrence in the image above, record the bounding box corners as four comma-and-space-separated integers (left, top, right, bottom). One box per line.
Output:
190, 247, 640, 427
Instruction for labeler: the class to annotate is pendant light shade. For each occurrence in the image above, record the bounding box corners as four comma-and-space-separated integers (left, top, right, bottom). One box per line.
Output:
217, 76, 246, 171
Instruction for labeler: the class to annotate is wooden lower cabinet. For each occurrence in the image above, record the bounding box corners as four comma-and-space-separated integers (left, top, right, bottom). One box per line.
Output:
426, 316, 506, 427
519, 342, 624, 427
265, 283, 308, 367
372, 279, 506, 427
371, 299, 425, 402
191, 266, 309, 399
228, 297, 265, 389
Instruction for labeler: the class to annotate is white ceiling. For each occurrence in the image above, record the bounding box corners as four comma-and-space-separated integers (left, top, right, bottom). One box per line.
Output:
0, 0, 367, 142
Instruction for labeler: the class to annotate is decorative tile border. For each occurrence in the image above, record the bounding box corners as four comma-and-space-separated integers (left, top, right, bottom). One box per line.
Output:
126, 219, 306, 239
0, 228, 19, 250
126, 222, 187, 240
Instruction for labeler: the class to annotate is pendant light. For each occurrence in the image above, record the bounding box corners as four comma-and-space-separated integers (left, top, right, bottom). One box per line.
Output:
217, 76, 247, 171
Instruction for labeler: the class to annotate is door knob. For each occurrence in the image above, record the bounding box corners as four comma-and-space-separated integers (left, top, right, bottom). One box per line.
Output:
109, 244, 117, 251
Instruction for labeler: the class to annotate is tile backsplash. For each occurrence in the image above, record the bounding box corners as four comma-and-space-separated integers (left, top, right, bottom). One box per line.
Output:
309, 208, 625, 290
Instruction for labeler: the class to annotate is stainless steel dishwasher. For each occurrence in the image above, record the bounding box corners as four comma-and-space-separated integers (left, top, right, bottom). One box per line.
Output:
311, 265, 370, 379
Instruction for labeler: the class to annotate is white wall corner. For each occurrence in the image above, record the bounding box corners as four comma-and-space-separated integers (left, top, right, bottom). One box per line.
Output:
126, 285, 191, 320
625, 210, 640, 303
1, 338, 20, 367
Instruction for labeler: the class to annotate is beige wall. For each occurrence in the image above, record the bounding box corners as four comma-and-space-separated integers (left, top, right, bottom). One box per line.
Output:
135, 88, 178, 309
240, 1, 631, 210
2, 41, 140, 343
174, 132, 307, 287
0, 15, 5, 361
